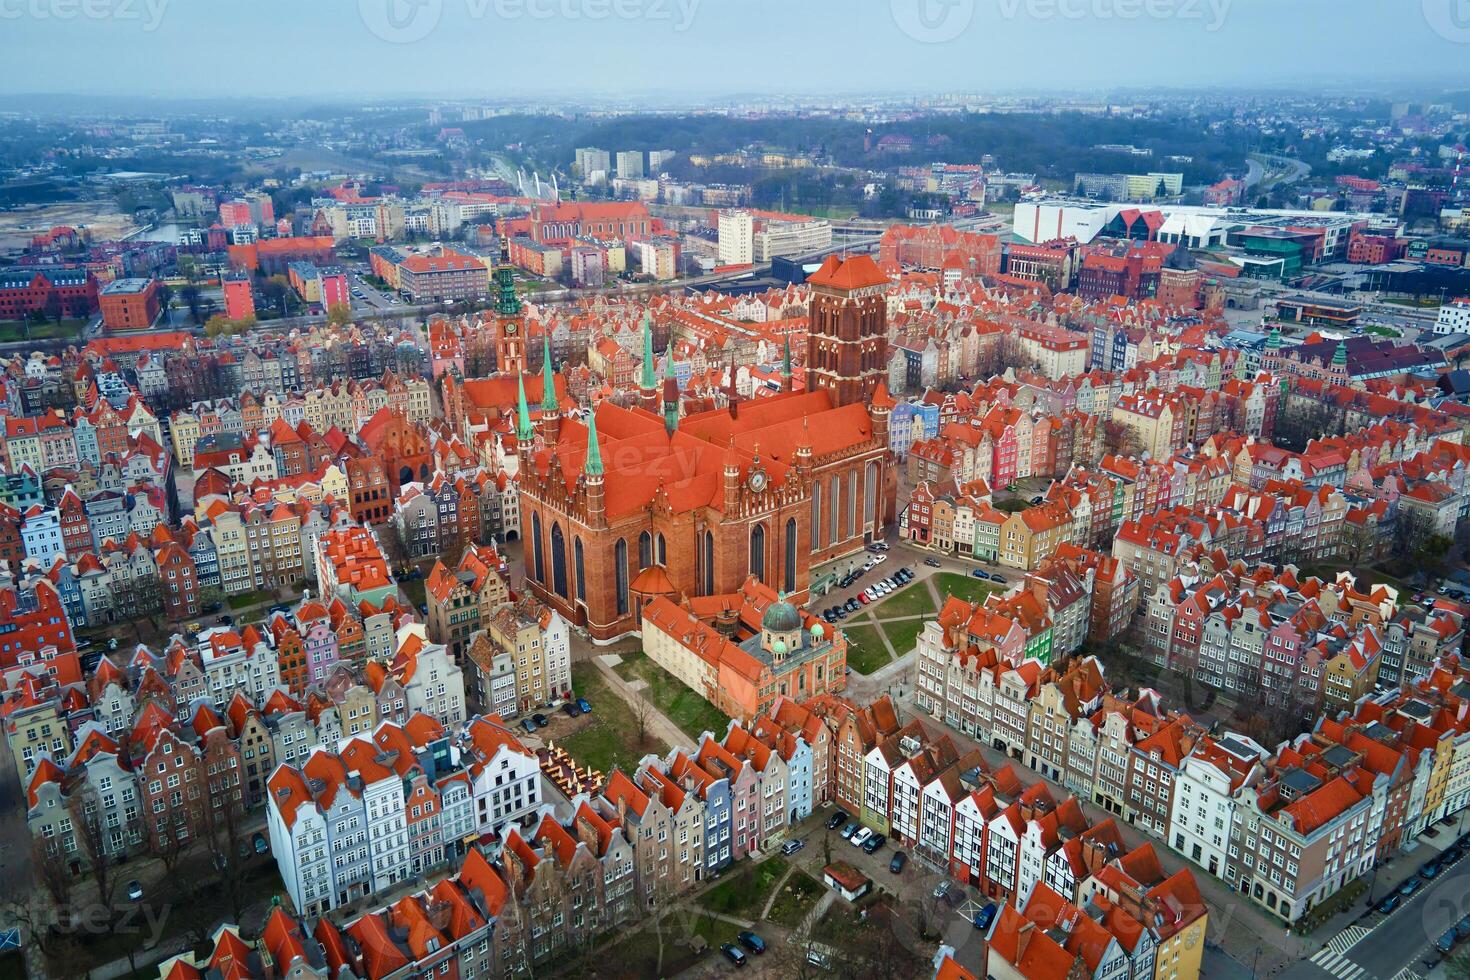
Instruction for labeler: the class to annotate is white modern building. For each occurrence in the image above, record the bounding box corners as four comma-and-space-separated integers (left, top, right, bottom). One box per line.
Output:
717, 209, 754, 266
1435, 299, 1470, 336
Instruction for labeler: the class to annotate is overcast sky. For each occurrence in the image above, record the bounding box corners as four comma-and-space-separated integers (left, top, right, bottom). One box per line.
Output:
1, 0, 1467, 100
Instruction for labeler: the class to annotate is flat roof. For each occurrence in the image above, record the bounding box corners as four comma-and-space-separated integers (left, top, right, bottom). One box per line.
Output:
100, 278, 154, 294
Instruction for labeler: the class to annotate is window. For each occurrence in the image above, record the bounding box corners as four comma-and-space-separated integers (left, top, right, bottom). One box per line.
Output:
531, 513, 544, 583
749, 523, 766, 584
702, 530, 714, 595
829, 476, 840, 543
847, 470, 857, 540
615, 538, 629, 615
551, 522, 568, 599
784, 518, 797, 594
638, 531, 652, 570
811, 483, 823, 552
574, 537, 586, 601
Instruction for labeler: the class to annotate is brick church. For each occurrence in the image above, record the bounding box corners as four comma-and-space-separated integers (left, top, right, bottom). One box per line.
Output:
518, 253, 897, 640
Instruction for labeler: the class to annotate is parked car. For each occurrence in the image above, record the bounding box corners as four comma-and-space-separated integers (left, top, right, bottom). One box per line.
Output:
840, 822, 860, 840
562, 702, 581, 718
532, 713, 549, 728
1376, 893, 1402, 914
826, 810, 849, 830
1400, 876, 1423, 897
972, 569, 989, 579
127, 880, 143, 902
923, 557, 942, 568
889, 851, 907, 874
871, 554, 888, 565
850, 827, 873, 848
1457, 915, 1470, 941
520, 718, 537, 734
862, 833, 885, 854
932, 879, 954, 901
972, 903, 998, 931
736, 931, 766, 954
1424, 861, 1443, 879
253, 832, 268, 855
1438, 930, 1458, 955
991, 574, 1008, 584
576, 697, 592, 713
720, 943, 747, 967
781, 839, 805, 856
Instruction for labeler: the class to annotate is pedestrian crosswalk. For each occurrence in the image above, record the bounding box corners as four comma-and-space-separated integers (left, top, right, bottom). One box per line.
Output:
1309, 947, 1366, 979
1327, 925, 1371, 955
1389, 968, 1427, 980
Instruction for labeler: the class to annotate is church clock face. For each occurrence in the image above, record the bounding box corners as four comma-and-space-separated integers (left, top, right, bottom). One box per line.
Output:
748, 469, 767, 494
503, 321, 517, 335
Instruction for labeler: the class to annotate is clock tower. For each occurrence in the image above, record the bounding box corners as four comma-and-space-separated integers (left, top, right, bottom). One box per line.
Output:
493, 217, 526, 374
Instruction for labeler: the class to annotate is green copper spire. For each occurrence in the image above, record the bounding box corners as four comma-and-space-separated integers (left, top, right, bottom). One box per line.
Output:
640, 311, 656, 390
584, 406, 604, 477
494, 217, 522, 318
782, 336, 792, 379
1332, 339, 1348, 367
540, 341, 559, 413
1266, 325, 1282, 350
515, 373, 533, 442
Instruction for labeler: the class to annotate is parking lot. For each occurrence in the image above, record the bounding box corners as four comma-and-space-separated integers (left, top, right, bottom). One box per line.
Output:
813, 541, 1011, 677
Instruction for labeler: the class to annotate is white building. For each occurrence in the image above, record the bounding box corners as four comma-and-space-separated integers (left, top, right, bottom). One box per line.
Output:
1435, 299, 1470, 336
753, 219, 832, 262
463, 714, 542, 834
717, 209, 754, 266
1169, 734, 1266, 881
615, 150, 644, 180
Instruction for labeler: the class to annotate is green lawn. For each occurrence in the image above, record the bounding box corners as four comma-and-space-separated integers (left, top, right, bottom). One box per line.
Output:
398, 577, 427, 610
869, 581, 936, 619
883, 618, 927, 659
843, 622, 892, 675
0, 317, 86, 342
226, 588, 275, 610
561, 664, 669, 774
934, 572, 999, 605
613, 651, 732, 741
700, 856, 790, 919
766, 869, 825, 928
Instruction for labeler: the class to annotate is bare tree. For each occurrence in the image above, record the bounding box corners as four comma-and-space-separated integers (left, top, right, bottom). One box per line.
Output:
198, 792, 250, 924
631, 694, 653, 749
31, 838, 73, 909
147, 809, 195, 875
69, 797, 123, 913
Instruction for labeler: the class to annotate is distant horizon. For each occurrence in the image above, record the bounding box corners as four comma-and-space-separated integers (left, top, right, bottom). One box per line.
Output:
0, 0, 1467, 102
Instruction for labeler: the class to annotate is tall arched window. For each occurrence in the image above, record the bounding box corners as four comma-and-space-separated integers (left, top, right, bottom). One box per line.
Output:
829, 476, 840, 544
574, 537, 586, 601
784, 518, 797, 594
811, 484, 822, 553
531, 512, 544, 583
615, 538, 629, 615
702, 530, 715, 595
865, 461, 879, 530
551, 523, 567, 599
846, 470, 858, 541
750, 523, 766, 584
656, 533, 667, 566
638, 531, 652, 570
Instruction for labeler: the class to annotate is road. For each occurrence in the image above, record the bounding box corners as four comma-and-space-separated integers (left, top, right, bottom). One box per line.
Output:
1284, 825, 1470, 980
